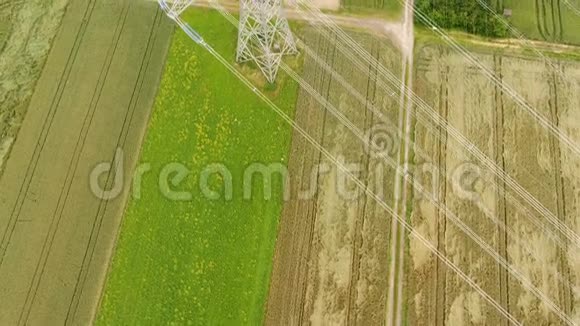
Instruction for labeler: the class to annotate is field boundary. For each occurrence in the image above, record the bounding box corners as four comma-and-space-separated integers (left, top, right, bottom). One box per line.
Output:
414, 28, 580, 62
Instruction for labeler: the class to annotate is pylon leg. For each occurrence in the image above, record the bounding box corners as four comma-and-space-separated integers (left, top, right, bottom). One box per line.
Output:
162, 0, 194, 17
237, 0, 297, 83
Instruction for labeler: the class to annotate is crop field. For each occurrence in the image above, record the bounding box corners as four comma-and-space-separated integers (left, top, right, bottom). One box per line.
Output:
2, 0, 580, 325
502, 0, 580, 45
265, 28, 404, 325
408, 44, 580, 325
0, 0, 173, 324
96, 8, 300, 325
340, 0, 402, 16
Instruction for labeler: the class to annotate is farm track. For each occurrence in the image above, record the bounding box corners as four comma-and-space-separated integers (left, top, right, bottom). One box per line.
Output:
389, 1, 413, 323
191, 0, 408, 54
0, 0, 173, 324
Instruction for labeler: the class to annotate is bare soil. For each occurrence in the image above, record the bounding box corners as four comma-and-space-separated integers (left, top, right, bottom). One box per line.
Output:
309, 0, 341, 11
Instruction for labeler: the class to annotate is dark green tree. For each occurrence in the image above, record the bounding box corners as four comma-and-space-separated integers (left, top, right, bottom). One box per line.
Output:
414, 0, 508, 38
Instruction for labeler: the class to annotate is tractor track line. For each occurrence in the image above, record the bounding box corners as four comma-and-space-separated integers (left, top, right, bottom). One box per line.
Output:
16, 2, 132, 324
537, 0, 548, 39
64, 8, 163, 324
550, 0, 558, 40
493, 54, 510, 326
556, 0, 564, 41
0, 0, 98, 267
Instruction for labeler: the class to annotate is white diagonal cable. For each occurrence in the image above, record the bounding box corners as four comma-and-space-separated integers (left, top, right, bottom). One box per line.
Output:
304, 24, 568, 252
406, 1, 580, 157
296, 2, 580, 251
190, 3, 522, 325
280, 63, 575, 325
475, 0, 575, 85
294, 31, 577, 295
210, 5, 575, 324
563, 0, 580, 16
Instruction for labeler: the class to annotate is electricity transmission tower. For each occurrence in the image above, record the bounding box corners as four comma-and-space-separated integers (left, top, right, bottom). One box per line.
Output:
163, 0, 194, 18
237, 0, 297, 83
160, 0, 296, 83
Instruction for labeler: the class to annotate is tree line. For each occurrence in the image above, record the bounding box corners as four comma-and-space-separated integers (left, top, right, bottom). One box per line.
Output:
414, 0, 508, 37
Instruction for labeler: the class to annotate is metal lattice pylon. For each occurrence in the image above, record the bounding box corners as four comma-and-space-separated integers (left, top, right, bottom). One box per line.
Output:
237, 0, 297, 83
163, 0, 194, 18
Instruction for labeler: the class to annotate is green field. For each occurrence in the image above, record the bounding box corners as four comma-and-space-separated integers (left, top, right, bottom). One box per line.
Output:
502, 0, 580, 44
96, 8, 299, 325
340, 0, 403, 19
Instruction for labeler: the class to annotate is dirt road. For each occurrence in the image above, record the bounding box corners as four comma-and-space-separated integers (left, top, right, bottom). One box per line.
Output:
385, 0, 414, 324
0, 0, 172, 324
189, 0, 408, 53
